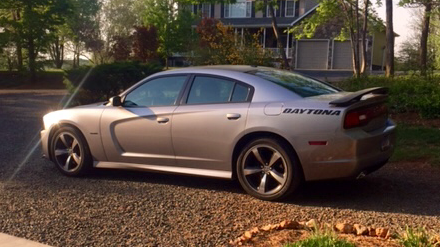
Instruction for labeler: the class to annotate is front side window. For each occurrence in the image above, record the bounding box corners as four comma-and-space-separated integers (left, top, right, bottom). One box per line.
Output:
224, 0, 252, 18
187, 76, 250, 104
124, 76, 187, 107
248, 69, 340, 97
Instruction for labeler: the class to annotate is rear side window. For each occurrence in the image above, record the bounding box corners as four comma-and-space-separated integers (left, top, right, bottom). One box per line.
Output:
231, 83, 250, 102
187, 76, 250, 104
248, 69, 340, 97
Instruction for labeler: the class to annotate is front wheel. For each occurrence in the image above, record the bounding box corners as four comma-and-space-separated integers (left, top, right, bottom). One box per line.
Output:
50, 126, 92, 176
236, 138, 302, 201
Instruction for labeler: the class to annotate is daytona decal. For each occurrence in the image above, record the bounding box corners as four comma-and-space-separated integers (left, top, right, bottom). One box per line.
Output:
283, 108, 341, 116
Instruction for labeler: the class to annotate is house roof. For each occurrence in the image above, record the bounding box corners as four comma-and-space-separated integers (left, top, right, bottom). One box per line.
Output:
218, 17, 299, 28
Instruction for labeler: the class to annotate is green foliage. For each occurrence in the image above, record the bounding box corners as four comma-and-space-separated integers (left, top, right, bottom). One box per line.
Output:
143, 0, 195, 66
392, 125, 440, 166
335, 75, 440, 119
285, 229, 355, 247
398, 227, 436, 247
64, 61, 162, 105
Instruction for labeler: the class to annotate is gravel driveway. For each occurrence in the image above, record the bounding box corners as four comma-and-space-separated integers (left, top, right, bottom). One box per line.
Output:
0, 90, 439, 246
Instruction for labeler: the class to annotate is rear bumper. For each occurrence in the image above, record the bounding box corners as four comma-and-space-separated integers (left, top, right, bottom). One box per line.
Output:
40, 129, 50, 159
303, 120, 396, 181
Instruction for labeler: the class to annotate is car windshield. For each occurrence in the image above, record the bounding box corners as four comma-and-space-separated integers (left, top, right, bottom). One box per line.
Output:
248, 69, 341, 97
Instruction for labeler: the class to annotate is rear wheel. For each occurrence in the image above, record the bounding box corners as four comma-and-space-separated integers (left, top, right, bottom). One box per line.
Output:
50, 126, 92, 176
237, 138, 302, 201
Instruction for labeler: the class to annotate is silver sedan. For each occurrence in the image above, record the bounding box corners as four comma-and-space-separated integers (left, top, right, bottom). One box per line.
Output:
41, 66, 396, 200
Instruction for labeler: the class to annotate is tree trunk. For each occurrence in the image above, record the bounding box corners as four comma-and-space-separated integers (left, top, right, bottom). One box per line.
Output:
360, 0, 369, 74
385, 0, 394, 77
28, 36, 36, 82
268, 4, 289, 69
420, 1, 432, 76
12, 9, 23, 71
355, 0, 360, 77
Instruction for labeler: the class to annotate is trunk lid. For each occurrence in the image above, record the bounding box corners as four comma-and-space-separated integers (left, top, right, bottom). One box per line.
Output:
310, 87, 389, 132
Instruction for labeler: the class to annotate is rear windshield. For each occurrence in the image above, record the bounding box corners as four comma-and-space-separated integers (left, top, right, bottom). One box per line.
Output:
248, 69, 341, 97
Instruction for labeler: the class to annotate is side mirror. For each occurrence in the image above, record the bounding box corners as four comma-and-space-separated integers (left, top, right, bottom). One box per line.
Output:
109, 96, 122, 107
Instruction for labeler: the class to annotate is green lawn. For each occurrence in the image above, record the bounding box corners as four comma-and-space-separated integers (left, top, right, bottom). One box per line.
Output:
392, 125, 440, 166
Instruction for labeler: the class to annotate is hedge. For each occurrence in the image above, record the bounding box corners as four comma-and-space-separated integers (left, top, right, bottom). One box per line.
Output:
64, 61, 162, 106
335, 75, 440, 119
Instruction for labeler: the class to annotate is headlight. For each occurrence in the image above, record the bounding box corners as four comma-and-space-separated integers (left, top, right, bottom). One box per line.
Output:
43, 113, 59, 130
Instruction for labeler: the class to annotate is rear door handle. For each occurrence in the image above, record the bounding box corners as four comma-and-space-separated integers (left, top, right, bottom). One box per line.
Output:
157, 117, 169, 123
226, 113, 241, 120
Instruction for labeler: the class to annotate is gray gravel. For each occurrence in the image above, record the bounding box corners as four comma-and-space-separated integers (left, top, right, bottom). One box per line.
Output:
1, 90, 440, 246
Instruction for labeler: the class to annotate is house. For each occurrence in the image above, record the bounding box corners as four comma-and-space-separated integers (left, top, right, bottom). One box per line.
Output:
182, 0, 391, 71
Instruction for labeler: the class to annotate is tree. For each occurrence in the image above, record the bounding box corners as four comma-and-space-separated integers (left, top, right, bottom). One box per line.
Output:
143, 0, 194, 68
64, 0, 100, 68
256, 0, 289, 68
0, 0, 72, 81
110, 35, 132, 61
399, 0, 440, 76
132, 26, 159, 62
385, 0, 394, 77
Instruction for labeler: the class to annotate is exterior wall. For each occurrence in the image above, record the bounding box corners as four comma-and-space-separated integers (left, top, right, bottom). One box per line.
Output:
214, 4, 221, 18
372, 31, 386, 69
255, 10, 263, 18
299, 0, 306, 15
305, 0, 318, 12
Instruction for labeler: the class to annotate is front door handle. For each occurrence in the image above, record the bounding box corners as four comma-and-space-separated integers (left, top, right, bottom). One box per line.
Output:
226, 113, 241, 120
157, 117, 169, 123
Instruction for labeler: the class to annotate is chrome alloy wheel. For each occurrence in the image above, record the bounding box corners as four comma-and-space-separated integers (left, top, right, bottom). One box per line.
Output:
53, 132, 82, 172
241, 144, 288, 195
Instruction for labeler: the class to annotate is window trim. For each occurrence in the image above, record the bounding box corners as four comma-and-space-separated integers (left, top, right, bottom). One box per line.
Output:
180, 74, 254, 106
200, 3, 211, 18
285, 0, 295, 17
120, 74, 191, 108
224, 0, 252, 18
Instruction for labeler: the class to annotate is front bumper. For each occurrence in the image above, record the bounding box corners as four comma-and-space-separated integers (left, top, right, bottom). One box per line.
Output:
40, 129, 50, 160
303, 120, 396, 181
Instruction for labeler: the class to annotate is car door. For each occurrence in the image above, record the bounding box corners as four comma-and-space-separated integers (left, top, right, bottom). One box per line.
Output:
172, 75, 253, 172
101, 75, 188, 166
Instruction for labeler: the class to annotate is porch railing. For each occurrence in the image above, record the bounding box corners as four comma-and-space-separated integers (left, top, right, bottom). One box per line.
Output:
264, 48, 293, 59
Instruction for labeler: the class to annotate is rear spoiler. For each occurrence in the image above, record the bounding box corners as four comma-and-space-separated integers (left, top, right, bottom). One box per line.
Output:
329, 87, 389, 107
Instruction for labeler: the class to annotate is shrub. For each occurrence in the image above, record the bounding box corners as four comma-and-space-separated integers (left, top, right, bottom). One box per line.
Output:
193, 18, 274, 66
398, 227, 435, 247
285, 229, 355, 247
64, 61, 162, 106
335, 75, 440, 119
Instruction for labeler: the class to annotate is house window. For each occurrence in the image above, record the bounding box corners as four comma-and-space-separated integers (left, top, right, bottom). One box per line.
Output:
285, 0, 295, 17
266, 2, 281, 17
224, 0, 252, 18
192, 4, 211, 17
201, 4, 211, 17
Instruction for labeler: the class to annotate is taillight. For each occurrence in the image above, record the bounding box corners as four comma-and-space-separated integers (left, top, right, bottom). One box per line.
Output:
344, 104, 387, 129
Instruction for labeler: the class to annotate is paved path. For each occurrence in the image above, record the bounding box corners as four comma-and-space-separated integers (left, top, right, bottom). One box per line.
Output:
0, 233, 50, 247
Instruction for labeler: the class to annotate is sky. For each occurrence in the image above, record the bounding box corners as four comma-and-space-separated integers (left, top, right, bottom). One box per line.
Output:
374, 0, 419, 53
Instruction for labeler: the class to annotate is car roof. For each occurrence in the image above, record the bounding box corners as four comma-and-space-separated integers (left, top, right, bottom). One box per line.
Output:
164, 65, 260, 74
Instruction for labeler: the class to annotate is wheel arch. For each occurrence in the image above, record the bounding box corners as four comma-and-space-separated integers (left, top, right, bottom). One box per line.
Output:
47, 122, 88, 162
231, 131, 304, 180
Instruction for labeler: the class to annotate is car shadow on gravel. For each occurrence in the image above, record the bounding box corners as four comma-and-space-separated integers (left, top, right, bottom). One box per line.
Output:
18, 160, 440, 218
286, 163, 440, 217
82, 168, 245, 194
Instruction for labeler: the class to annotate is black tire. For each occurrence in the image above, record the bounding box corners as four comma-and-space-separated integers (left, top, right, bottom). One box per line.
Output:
49, 126, 93, 176
236, 138, 302, 201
